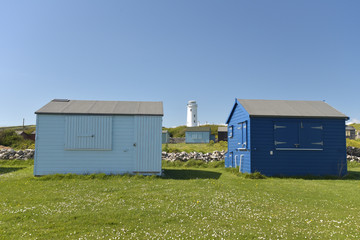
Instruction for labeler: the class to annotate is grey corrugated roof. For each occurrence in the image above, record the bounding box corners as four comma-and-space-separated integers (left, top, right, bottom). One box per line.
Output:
237, 99, 348, 119
218, 126, 227, 132
185, 127, 211, 132
35, 99, 163, 116
346, 126, 356, 130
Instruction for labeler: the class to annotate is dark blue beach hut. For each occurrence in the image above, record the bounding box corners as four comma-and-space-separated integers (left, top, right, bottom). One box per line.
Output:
225, 99, 348, 176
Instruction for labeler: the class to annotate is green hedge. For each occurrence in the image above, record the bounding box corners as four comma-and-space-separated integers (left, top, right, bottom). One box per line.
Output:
0, 130, 35, 149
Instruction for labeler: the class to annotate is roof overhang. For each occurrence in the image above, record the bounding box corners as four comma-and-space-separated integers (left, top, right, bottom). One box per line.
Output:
35, 99, 164, 116
185, 127, 211, 132
249, 115, 349, 120
226, 98, 240, 124
226, 99, 349, 121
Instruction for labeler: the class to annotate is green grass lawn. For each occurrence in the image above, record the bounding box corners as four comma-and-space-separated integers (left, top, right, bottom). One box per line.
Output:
162, 142, 227, 153
347, 139, 360, 148
2, 160, 360, 239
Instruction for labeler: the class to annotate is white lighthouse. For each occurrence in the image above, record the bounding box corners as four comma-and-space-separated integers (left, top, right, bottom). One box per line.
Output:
186, 100, 198, 127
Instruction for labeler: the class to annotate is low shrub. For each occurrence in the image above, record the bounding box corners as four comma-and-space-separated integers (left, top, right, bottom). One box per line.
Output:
163, 125, 187, 138
218, 141, 227, 148
11, 139, 35, 149
207, 161, 224, 168
225, 167, 267, 179
162, 160, 186, 168
244, 171, 267, 179
163, 143, 169, 152
184, 159, 205, 168
0, 130, 22, 146
0, 130, 35, 149
163, 124, 227, 138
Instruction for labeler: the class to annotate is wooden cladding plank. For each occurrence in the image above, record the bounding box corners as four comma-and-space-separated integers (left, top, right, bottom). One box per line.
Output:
65, 115, 112, 150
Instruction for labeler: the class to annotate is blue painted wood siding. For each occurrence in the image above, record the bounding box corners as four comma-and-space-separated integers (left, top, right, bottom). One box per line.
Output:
250, 117, 347, 176
226, 103, 251, 173
185, 132, 211, 143
34, 114, 162, 175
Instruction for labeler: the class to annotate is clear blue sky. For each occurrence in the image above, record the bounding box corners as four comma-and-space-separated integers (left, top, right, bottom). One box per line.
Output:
1, 0, 359, 127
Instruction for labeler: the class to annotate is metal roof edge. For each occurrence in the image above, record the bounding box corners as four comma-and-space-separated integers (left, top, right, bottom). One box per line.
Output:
249, 115, 349, 120
35, 112, 164, 116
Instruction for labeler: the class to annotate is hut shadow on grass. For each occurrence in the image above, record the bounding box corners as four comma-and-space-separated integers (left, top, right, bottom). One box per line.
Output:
0, 167, 25, 175
344, 171, 360, 180
272, 171, 360, 180
162, 169, 222, 180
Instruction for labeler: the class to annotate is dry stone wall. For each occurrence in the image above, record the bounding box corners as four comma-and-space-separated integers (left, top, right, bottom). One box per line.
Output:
0, 149, 35, 160
347, 147, 360, 162
2, 147, 356, 162
162, 150, 225, 162
0, 148, 224, 162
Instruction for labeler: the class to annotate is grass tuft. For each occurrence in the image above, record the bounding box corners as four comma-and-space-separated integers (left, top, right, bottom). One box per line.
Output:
0, 159, 34, 166
225, 167, 267, 179
347, 139, 360, 148
34, 172, 160, 181
347, 160, 360, 168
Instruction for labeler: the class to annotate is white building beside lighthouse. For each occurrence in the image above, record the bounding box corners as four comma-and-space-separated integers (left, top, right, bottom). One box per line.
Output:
186, 100, 198, 127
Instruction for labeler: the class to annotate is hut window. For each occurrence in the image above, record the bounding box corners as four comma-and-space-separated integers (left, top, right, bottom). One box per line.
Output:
300, 122, 323, 149
191, 133, 200, 140
242, 121, 247, 148
228, 126, 233, 138
274, 122, 299, 149
65, 116, 112, 150
274, 121, 323, 150
237, 121, 248, 149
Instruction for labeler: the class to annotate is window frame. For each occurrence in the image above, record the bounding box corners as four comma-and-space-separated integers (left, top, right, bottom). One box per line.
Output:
64, 115, 113, 151
274, 120, 324, 151
237, 121, 248, 151
228, 125, 233, 138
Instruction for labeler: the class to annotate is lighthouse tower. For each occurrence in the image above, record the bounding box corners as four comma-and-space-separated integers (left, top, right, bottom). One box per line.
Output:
186, 100, 198, 127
